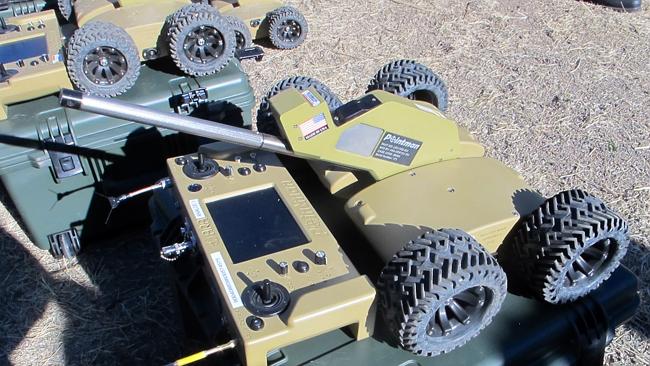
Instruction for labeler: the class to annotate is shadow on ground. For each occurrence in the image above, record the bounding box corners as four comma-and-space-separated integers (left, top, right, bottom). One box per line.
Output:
0, 191, 185, 365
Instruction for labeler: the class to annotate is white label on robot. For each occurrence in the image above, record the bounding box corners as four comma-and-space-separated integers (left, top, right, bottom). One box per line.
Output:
299, 113, 329, 140
414, 102, 445, 118
302, 90, 321, 107
211, 252, 243, 308
189, 199, 205, 220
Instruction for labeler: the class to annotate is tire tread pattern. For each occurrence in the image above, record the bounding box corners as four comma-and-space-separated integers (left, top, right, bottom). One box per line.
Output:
66, 21, 141, 97
166, 3, 219, 34
168, 9, 235, 76
267, 6, 308, 49
224, 15, 252, 49
503, 189, 629, 304
57, 0, 73, 20
378, 229, 507, 356
368, 59, 449, 112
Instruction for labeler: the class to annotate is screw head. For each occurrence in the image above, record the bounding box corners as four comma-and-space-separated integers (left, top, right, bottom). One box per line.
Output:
314, 250, 327, 265
220, 166, 232, 176
278, 261, 289, 275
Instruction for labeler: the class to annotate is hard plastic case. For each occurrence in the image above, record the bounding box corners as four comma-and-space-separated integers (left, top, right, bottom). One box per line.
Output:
275, 266, 639, 366
0, 59, 254, 253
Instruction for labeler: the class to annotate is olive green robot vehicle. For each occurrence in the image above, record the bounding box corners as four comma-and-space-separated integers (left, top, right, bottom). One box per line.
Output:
58, 60, 631, 363
60, 0, 307, 50
64, 0, 307, 96
0, 0, 306, 113
0, 10, 71, 120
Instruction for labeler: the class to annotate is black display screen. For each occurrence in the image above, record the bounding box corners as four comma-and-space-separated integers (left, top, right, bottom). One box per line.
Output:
207, 188, 309, 264
0, 36, 48, 64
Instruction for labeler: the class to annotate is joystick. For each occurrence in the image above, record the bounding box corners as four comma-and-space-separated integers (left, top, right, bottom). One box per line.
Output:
261, 279, 273, 305
182, 153, 219, 179
197, 153, 206, 171
242, 280, 290, 317
0, 64, 17, 83
0, 17, 19, 34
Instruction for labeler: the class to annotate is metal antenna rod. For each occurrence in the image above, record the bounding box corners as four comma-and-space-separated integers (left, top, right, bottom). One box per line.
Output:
59, 89, 293, 156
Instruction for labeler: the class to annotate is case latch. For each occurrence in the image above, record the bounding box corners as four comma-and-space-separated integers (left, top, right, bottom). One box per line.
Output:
169, 87, 209, 114
39, 116, 84, 180
48, 228, 81, 259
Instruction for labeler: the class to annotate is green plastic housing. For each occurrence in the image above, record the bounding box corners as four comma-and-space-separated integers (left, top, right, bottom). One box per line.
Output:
275, 267, 638, 365
0, 60, 254, 251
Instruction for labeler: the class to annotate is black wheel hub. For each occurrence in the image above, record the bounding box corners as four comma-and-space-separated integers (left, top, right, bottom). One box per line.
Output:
234, 31, 246, 49
426, 286, 491, 337
563, 238, 616, 288
83, 46, 128, 85
277, 19, 301, 43
183, 25, 225, 64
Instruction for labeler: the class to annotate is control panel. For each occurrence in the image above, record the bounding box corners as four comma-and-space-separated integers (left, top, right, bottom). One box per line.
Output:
167, 146, 376, 366
0, 10, 71, 119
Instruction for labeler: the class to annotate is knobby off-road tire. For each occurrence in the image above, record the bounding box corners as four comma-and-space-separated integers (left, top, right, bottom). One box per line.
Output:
224, 15, 252, 49
256, 76, 342, 135
378, 229, 507, 356
66, 21, 141, 97
166, 3, 219, 34
267, 6, 308, 49
162, 4, 220, 58
368, 60, 449, 112
168, 9, 235, 76
501, 189, 629, 304
58, 0, 73, 21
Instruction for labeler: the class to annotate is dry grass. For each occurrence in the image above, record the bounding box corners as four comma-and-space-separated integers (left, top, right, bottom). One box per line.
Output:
1, 0, 649, 364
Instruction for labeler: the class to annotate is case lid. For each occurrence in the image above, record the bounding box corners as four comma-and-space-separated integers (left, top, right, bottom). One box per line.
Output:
0, 60, 252, 174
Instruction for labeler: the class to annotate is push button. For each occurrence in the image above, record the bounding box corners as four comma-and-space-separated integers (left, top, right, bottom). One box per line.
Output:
293, 260, 310, 273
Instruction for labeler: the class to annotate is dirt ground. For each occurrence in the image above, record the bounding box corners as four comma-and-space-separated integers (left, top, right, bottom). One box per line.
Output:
1, 0, 649, 364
